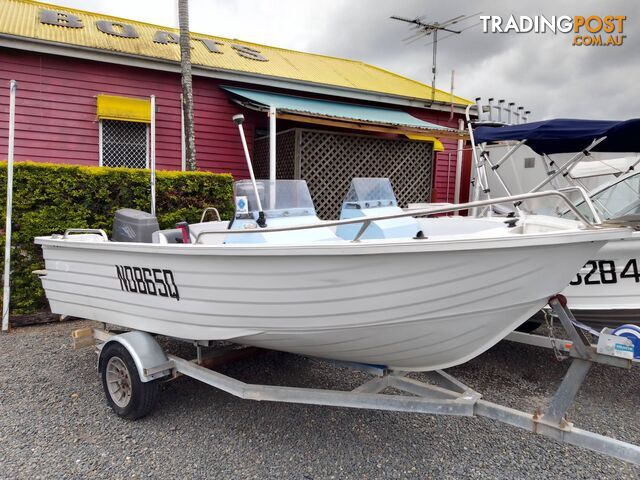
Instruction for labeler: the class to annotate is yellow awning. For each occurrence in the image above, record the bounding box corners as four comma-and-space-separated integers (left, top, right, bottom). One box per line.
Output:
405, 134, 445, 152
96, 94, 151, 123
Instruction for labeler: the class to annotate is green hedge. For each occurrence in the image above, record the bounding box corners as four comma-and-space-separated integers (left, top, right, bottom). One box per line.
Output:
0, 162, 234, 314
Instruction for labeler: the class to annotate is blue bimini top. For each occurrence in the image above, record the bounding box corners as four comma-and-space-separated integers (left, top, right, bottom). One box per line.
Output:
473, 118, 640, 155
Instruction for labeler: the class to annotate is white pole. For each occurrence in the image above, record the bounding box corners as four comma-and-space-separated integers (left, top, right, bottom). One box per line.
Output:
2, 80, 17, 332
150, 95, 156, 216
453, 118, 464, 213
269, 105, 276, 210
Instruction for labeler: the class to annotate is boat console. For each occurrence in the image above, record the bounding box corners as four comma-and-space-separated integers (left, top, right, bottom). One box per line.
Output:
224, 179, 339, 244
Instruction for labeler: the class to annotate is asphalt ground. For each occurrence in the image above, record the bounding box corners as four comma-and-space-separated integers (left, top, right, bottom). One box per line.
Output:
0, 319, 638, 479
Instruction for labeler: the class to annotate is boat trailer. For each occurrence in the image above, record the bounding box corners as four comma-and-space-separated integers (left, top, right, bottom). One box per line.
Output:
73, 295, 639, 466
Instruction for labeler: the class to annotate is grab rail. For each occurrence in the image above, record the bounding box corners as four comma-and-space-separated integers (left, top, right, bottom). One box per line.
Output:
200, 207, 222, 223
555, 186, 602, 224
194, 190, 600, 244
64, 228, 109, 241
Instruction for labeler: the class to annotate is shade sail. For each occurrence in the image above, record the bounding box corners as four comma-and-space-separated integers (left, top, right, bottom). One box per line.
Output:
474, 118, 640, 155
222, 86, 454, 134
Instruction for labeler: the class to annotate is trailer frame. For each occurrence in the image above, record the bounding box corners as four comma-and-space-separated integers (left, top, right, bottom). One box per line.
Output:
74, 295, 639, 465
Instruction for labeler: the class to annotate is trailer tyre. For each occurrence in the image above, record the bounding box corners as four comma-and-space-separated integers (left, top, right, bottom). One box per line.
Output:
99, 342, 159, 420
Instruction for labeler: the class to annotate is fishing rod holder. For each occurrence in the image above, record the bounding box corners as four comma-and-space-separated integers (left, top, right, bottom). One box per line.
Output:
468, 97, 531, 126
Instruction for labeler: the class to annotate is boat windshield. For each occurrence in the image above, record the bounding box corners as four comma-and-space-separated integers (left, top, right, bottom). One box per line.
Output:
342, 178, 398, 209
234, 180, 316, 217
572, 172, 640, 220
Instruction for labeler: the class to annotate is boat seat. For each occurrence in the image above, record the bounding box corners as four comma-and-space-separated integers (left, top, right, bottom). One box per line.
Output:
188, 221, 229, 244
152, 228, 182, 244
152, 221, 230, 244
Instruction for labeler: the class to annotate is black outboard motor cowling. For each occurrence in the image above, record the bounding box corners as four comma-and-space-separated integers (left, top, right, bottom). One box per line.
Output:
112, 209, 159, 243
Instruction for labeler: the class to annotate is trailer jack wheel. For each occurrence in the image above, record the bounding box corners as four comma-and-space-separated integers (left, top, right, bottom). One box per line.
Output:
99, 342, 159, 420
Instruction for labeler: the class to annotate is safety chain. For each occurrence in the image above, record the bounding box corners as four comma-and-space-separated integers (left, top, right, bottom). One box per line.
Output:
543, 309, 569, 361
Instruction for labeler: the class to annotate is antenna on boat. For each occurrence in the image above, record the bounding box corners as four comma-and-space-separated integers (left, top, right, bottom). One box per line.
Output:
233, 114, 267, 228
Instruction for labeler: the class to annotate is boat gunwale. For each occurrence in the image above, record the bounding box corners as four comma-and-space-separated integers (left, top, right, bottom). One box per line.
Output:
35, 226, 630, 256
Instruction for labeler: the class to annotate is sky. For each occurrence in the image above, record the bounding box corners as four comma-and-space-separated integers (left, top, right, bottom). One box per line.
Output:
49, 0, 638, 120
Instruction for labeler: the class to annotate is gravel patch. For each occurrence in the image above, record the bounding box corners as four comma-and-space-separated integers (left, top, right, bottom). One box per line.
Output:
0, 320, 638, 479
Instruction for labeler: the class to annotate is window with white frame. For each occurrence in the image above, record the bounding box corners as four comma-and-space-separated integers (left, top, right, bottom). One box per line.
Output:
100, 120, 149, 169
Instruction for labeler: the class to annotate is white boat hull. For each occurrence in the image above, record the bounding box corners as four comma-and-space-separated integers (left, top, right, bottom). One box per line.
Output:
559, 233, 640, 325
36, 226, 624, 371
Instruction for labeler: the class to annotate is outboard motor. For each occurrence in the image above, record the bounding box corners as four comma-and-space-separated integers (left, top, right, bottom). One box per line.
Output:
336, 178, 420, 240
112, 208, 159, 243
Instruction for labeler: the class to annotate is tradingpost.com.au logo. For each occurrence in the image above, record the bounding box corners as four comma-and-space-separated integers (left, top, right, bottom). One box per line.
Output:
480, 15, 626, 46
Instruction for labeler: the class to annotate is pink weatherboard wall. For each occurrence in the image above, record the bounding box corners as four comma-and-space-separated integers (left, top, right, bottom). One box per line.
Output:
0, 47, 467, 201
408, 107, 468, 204
0, 48, 254, 178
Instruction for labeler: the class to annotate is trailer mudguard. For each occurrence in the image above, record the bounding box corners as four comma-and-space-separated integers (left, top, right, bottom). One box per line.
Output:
98, 331, 173, 382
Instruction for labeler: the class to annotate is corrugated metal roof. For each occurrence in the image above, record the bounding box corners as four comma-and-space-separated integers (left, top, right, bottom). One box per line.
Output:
223, 87, 454, 132
0, 0, 473, 106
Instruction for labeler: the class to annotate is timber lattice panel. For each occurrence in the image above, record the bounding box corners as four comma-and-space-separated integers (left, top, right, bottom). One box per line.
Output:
253, 128, 433, 219
253, 130, 296, 180
299, 130, 433, 219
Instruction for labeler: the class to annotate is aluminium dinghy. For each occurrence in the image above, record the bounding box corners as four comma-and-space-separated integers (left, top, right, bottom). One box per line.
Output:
35, 178, 630, 371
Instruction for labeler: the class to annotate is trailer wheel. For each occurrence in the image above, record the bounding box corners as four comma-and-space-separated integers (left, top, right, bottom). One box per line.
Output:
99, 342, 159, 420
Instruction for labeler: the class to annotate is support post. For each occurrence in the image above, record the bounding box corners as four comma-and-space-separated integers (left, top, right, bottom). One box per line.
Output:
542, 358, 592, 425
453, 118, 464, 212
150, 95, 156, 217
269, 105, 276, 210
2, 80, 16, 332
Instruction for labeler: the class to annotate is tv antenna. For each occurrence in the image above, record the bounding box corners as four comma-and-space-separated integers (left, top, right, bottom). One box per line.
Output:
391, 13, 480, 104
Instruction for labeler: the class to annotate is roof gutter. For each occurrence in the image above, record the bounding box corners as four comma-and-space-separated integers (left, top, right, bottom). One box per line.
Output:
0, 33, 471, 114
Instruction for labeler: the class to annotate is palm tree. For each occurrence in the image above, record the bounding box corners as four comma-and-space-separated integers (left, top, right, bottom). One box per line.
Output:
179, 0, 196, 170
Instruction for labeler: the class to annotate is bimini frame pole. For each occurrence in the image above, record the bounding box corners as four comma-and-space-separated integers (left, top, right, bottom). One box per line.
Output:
465, 105, 484, 215
2, 80, 17, 332
530, 137, 607, 193
150, 95, 157, 217
268, 105, 276, 210
466, 105, 502, 216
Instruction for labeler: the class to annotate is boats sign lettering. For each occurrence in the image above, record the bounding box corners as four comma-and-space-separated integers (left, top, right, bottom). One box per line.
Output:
116, 265, 180, 301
